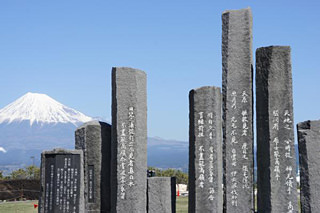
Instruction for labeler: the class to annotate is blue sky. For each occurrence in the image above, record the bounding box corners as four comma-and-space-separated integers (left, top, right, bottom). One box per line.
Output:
0, 1, 319, 141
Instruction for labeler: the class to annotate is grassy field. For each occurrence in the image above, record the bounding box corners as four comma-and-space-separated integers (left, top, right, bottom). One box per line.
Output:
0, 197, 188, 213
176, 196, 188, 213
0, 201, 38, 213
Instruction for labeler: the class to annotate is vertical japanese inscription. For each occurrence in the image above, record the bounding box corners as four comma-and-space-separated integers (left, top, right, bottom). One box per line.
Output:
127, 107, 136, 188
256, 46, 298, 213
222, 8, 253, 212
270, 108, 295, 212
196, 111, 215, 195
189, 87, 223, 213
269, 108, 296, 213
119, 121, 127, 200
44, 156, 55, 212
43, 154, 81, 213
88, 165, 95, 203
228, 90, 252, 208
111, 67, 147, 213
119, 107, 136, 200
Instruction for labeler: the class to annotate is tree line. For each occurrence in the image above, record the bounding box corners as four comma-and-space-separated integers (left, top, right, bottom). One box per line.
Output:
148, 167, 188, 185
0, 165, 40, 180
1, 166, 187, 184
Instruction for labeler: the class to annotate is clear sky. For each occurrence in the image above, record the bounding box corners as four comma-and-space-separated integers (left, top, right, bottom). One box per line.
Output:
0, 1, 319, 141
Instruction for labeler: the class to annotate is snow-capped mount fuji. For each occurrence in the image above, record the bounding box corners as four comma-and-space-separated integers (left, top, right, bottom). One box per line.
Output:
0, 92, 94, 172
0, 92, 92, 126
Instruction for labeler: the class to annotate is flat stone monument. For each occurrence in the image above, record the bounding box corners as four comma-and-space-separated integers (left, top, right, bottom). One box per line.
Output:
75, 121, 112, 212
297, 120, 320, 213
222, 7, 254, 212
147, 177, 176, 213
111, 67, 147, 213
256, 46, 298, 212
188, 86, 223, 213
39, 148, 84, 213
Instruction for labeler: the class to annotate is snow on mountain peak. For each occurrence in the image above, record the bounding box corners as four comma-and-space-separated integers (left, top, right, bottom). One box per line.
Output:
0, 92, 93, 126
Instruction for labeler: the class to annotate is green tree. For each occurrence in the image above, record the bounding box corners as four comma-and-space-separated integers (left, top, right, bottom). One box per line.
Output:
8, 166, 41, 180
25, 165, 40, 179
174, 170, 188, 185
148, 167, 188, 185
0, 170, 3, 180
10, 168, 27, 179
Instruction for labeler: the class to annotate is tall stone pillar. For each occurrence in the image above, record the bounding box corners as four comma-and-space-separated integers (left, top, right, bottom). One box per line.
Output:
189, 86, 223, 213
297, 120, 320, 213
111, 67, 147, 213
222, 8, 254, 212
75, 121, 112, 212
256, 46, 298, 213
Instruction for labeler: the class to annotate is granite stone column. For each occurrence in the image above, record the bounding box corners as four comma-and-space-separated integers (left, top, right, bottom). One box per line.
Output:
256, 46, 298, 213
39, 148, 85, 213
297, 120, 320, 213
189, 86, 223, 213
111, 67, 147, 213
222, 8, 254, 212
147, 177, 176, 213
75, 121, 111, 212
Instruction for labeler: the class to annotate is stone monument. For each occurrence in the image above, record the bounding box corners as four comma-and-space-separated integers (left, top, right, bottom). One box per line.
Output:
256, 46, 298, 212
110, 67, 147, 213
188, 86, 223, 213
147, 177, 176, 213
75, 121, 112, 212
222, 7, 254, 212
39, 148, 85, 213
297, 120, 320, 213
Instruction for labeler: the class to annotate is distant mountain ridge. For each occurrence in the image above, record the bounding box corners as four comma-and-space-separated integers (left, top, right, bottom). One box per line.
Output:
147, 137, 188, 171
0, 93, 188, 174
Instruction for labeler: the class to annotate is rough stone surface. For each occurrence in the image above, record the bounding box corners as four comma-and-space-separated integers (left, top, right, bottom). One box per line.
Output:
297, 120, 320, 213
147, 177, 176, 213
39, 148, 85, 213
256, 46, 298, 213
188, 86, 223, 213
111, 67, 147, 213
222, 7, 254, 213
75, 121, 111, 212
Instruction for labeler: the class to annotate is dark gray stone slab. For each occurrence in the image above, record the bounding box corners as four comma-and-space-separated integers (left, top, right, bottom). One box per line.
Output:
39, 148, 85, 213
188, 86, 223, 213
297, 120, 320, 213
147, 177, 176, 213
75, 121, 112, 212
111, 67, 147, 213
256, 46, 298, 213
222, 7, 254, 213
